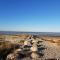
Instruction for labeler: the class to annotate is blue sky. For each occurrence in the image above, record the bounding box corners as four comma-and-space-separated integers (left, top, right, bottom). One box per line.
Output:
0, 0, 60, 32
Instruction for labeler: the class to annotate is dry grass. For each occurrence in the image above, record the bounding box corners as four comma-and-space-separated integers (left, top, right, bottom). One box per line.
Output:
41, 36, 60, 46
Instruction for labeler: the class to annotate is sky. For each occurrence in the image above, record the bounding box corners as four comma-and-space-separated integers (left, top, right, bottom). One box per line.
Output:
0, 0, 60, 32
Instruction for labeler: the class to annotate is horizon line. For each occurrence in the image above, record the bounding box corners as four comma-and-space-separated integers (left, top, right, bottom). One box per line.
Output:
0, 30, 60, 33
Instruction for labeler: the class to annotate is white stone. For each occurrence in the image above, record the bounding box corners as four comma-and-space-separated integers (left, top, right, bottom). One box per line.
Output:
30, 44, 38, 52
24, 40, 30, 46
6, 53, 15, 60
15, 49, 22, 52
31, 52, 40, 59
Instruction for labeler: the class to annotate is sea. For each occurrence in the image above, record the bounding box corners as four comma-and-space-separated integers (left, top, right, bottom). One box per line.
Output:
0, 31, 60, 36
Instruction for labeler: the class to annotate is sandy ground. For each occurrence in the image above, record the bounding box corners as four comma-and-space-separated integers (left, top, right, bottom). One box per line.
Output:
20, 40, 60, 60
41, 40, 60, 60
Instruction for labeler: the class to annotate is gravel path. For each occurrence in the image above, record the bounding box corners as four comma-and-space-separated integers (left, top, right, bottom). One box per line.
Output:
42, 41, 60, 60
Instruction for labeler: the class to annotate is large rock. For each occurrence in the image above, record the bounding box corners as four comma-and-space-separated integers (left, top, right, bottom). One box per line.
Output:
31, 52, 40, 59
24, 40, 31, 46
6, 53, 17, 60
30, 44, 38, 52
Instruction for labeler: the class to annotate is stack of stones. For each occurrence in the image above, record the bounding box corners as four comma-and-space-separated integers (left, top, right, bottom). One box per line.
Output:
30, 42, 40, 59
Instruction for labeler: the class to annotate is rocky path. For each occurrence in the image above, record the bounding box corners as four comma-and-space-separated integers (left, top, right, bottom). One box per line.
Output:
41, 40, 60, 60
2, 39, 60, 60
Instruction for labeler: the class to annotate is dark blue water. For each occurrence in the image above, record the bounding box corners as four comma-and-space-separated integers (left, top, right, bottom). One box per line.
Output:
0, 31, 60, 36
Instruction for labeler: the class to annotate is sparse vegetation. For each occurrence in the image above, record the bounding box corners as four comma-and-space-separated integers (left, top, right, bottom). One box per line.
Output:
0, 34, 60, 60
18, 40, 25, 44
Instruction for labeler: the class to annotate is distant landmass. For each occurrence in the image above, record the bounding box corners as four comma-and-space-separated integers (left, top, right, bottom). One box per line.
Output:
0, 31, 60, 36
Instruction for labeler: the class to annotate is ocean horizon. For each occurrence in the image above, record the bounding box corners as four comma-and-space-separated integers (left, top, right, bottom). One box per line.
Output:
0, 31, 60, 36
